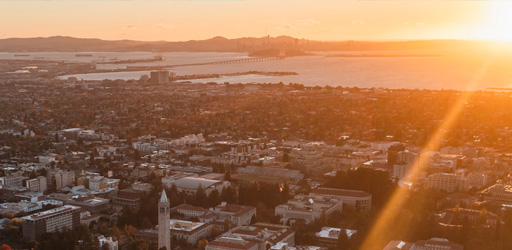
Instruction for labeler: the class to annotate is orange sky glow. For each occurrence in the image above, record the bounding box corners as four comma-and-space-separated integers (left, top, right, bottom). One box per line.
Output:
0, 0, 510, 42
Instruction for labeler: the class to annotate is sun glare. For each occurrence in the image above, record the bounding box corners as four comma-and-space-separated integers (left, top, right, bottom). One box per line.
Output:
472, 1, 512, 42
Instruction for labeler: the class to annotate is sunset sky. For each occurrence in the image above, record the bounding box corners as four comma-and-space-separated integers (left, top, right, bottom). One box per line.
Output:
1, 0, 511, 42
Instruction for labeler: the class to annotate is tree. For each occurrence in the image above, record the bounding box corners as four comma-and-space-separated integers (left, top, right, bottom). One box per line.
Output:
124, 225, 138, 238
221, 186, 237, 204
101, 243, 111, 250
198, 239, 208, 250
110, 225, 122, 240
282, 152, 290, 162
207, 189, 221, 208
194, 185, 207, 206
336, 230, 350, 250
0, 244, 12, 250
29, 170, 38, 179
130, 239, 149, 250
224, 170, 231, 181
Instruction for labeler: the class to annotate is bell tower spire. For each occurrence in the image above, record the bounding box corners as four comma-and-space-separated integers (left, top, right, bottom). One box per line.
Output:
158, 189, 171, 250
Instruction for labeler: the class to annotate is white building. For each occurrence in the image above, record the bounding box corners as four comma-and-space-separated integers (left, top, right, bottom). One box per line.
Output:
392, 164, 411, 181
26, 176, 47, 193
315, 227, 357, 248
172, 177, 230, 196
309, 188, 372, 211
98, 235, 119, 250
48, 170, 75, 190
275, 194, 343, 224
0, 172, 23, 187
170, 219, 212, 246
425, 171, 487, 193
482, 184, 512, 205
88, 176, 120, 191
205, 202, 256, 227
206, 236, 259, 250
38, 155, 56, 165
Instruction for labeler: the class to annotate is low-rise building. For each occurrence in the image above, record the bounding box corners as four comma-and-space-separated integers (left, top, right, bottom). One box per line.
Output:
78, 175, 119, 191
172, 204, 209, 219
207, 202, 256, 227
235, 166, 304, 184
0, 199, 62, 215
275, 194, 343, 224
54, 194, 109, 213
384, 238, 463, 250
206, 236, 259, 250
172, 177, 230, 196
0, 172, 23, 187
132, 181, 152, 194
309, 188, 372, 211
435, 208, 502, 233
170, 219, 212, 246
208, 223, 294, 250
482, 184, 512, 205
314, 227, 357, 248
112, 189, 145, 211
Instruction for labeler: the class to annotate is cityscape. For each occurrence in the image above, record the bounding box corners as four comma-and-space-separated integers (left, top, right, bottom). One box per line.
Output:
2, 1, 512, 250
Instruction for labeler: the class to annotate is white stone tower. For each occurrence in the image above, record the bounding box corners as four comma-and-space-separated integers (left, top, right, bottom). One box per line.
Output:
158, 189, 171, 250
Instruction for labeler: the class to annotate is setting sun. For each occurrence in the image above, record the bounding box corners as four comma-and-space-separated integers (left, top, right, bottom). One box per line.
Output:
472, 1, 512, 41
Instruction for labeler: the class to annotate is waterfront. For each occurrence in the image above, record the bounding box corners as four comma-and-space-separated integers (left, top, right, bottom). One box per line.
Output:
51, 50, 512, 90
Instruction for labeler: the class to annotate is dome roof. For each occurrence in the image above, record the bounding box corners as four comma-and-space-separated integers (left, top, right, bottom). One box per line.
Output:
174, 177, 221, 190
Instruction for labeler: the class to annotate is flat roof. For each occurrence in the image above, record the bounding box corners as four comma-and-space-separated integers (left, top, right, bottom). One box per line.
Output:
169, 219, 207, 232
22, 205, 80, 221
310, 187, 371, 198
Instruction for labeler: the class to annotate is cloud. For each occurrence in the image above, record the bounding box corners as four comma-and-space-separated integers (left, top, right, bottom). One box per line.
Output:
297, 19, 322, 26
156, 23, 175, 30
124, 25, 137, 30
259, 18, 321, 31
352, 20, 365, 25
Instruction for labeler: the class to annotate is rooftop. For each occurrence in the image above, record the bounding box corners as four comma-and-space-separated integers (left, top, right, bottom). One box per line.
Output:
315, 227, 357, 239
169, 219, 206, 231
310, 187, 371, 198
22, 205, 80, 221
174, 177, 222, 190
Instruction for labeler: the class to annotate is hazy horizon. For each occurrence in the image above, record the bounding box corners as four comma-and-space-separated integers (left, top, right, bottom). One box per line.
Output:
3, 34, 512, 44
2, 0, 512, 42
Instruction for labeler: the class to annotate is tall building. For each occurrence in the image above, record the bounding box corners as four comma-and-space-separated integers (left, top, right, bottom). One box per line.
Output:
150, 70, 170, 84
22, 205, 81, 241
0, 172, 23, 187
25, 176, 48, 193
48, 170, 75, 190
158, 189, 171, 250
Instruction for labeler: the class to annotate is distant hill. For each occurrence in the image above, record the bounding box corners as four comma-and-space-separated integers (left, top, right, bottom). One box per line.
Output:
0, 35, 494, 52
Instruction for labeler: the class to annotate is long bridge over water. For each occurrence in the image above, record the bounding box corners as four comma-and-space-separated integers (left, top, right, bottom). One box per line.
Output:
105, 56, 286, 73
175, 56, 284, 67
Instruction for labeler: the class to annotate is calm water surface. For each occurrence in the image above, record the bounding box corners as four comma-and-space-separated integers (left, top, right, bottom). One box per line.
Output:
4, 51, 512, 90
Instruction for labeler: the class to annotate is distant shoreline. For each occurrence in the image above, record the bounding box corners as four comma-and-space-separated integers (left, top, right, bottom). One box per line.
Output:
327, 54, 441, 58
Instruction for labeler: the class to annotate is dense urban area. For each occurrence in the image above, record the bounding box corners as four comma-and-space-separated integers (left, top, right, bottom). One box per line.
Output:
1, 60, 512, 250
